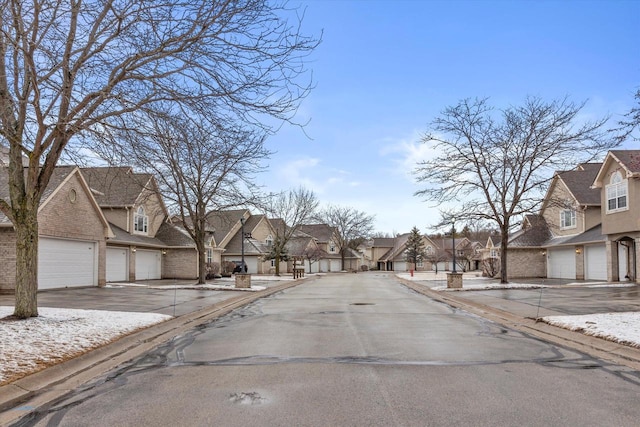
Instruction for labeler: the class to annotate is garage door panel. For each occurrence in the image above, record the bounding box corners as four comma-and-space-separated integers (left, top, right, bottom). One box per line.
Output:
135, 250, 161, 280
107, 247, 129, 282
547, 248, 576, 279
585, 245, 607, 281
39, 238, 97, 289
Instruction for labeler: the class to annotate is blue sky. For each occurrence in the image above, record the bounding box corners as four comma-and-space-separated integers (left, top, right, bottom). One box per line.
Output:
258, 0, 640, 234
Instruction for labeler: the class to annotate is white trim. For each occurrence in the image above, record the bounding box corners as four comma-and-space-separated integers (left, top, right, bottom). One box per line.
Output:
606, 171, 628, 213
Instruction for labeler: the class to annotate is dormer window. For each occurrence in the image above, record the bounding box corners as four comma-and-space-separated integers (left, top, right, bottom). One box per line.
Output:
606, 171, 628, 213
134, 206, 148, 234
560, 209, 576, 229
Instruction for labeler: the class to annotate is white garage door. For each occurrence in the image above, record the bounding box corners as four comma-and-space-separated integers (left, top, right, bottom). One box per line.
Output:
394, 261, 407, 272
39, 238, 97, 289
245, 257, 258, 274
107, 247, 129, 282
547, 248, 576, 279
135, 249, 162, 280
329, 259, 342, 272
585, 245, 607, 281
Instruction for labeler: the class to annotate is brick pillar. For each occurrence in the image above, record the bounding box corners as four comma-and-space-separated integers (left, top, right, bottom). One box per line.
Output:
447, 272, 463, 289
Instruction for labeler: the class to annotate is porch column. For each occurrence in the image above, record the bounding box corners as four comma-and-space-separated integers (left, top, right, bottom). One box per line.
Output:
606, 240, 619, 282
635, 238, 640, 283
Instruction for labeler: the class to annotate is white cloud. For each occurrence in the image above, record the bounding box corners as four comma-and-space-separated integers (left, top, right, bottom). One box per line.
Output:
377, 130, 440, 182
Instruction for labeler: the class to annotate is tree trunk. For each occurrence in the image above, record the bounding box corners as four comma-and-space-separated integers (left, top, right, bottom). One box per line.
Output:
500, 232, 509, 284
341, 248, 346, 271
196, 238, 206, 284
275, 253, 281, 276
13, 208, 39, 318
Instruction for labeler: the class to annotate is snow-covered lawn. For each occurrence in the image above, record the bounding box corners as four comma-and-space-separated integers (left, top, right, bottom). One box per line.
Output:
0, 307, 171, 386
541, 312, 640, 348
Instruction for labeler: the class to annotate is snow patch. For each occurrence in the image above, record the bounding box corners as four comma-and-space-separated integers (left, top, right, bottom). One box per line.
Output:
541, 312, 640, 348
0, 307, 171, 385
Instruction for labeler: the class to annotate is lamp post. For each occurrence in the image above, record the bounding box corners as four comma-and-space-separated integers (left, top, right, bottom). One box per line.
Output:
240, 217, 245, 272
451, 223, 456, 273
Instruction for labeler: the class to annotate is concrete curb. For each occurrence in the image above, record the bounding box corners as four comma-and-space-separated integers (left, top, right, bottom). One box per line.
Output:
0, 277, 314, 425
398, 278, 640, 371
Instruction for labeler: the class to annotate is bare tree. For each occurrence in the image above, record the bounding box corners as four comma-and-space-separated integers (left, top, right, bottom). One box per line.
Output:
302, 245, 324, 273
0, 1, 319, 318
265, 187, 318, 275
107, 108, 269, 284
315, 205, 375, 271
415, 96, 613, 283
613, 89, 640, 142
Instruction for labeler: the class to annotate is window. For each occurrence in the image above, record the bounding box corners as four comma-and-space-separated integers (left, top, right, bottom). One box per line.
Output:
560, 209, 576, 229
134, 206, 148, 234
490, 249, 498, 258
416, 260, 424, 268
606, 171, 628, 213
271, 259, 275, 267
426, 246, 432, 255
266, 235, 273, 246
329, 242, 336, 253
206, 248, 213, 264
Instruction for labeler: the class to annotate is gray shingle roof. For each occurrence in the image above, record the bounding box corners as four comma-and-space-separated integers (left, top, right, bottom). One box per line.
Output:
611, 150, 640, 174
107, 222, 167, 247
0, 166, 77, 225
509, 215, 552, 247
557, 163, 602, 205
82, 167, 153, 207
372, 237, 395, 248
298, 224, 336, 242
155, 221, 197, 247
205, 209, 247, 245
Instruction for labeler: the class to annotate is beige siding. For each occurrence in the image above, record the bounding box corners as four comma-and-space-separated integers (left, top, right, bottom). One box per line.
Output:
601, 163, 640, 235
103, 208, 128, 231
133, 187, 166, 238
584, 207, 602, 230
542, 180, 584, 236
251, 217, 274, 243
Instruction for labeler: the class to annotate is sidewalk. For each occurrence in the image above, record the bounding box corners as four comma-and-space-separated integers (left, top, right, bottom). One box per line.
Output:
397, 272, 640, 370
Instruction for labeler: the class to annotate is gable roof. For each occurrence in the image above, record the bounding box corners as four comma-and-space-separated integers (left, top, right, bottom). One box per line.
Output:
593, 150, 640, 188
298, 224, 336, 242
81, 167, 155, 208
508, 214, 552, 248
556, 163, 602, 206
372, 237, 395, 248
205, 209, 248, 246
0, 166, 112, 236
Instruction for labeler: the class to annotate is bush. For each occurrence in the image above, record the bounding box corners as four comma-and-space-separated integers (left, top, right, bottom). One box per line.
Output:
360, 265, 369, 271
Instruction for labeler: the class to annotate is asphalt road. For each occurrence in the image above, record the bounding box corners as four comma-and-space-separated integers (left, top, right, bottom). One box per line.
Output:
15, 273, 640, 426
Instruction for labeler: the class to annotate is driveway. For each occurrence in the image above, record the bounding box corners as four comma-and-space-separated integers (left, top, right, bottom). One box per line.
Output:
17, 272, 640, 427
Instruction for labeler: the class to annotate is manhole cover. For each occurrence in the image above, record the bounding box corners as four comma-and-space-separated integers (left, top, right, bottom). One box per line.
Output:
350, 302, 375, 306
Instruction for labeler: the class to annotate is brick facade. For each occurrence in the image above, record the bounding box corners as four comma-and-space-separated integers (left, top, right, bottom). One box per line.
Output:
162, 248, 198, 279
0, 170, 110, 292
506, 248, 546, 279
